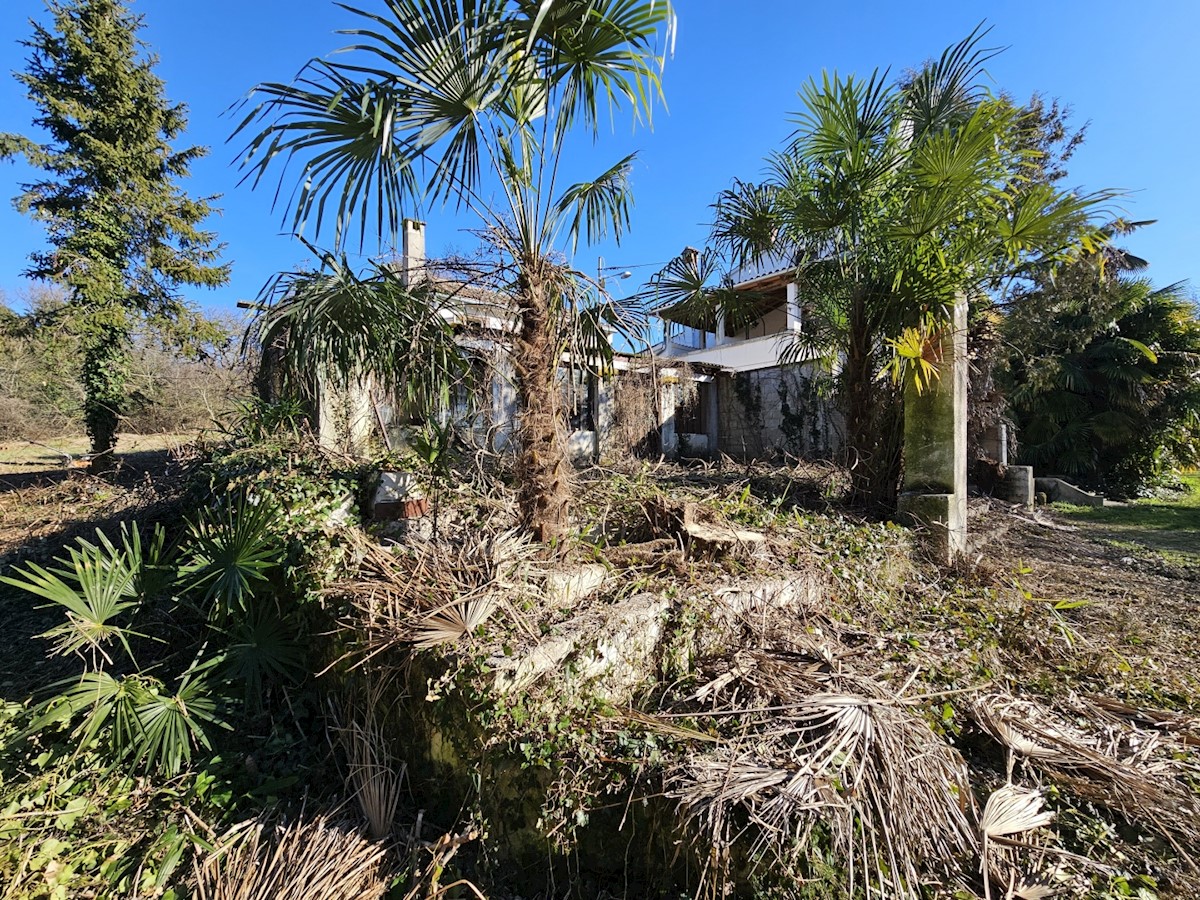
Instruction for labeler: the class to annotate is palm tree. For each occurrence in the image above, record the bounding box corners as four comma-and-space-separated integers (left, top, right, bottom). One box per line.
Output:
233, 0, 675, 541
1005, 250, 1200, 493
652, 27, 1112, 504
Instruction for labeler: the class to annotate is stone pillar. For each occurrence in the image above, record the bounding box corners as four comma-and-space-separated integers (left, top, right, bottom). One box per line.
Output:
897, 294, 968, 563
981, 422, 1009, 465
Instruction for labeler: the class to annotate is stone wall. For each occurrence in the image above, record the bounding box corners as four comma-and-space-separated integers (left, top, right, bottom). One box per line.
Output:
716, 364, 841, 460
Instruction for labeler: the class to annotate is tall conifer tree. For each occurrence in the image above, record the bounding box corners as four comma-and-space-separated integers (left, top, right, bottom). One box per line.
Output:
1, 0, 228, 469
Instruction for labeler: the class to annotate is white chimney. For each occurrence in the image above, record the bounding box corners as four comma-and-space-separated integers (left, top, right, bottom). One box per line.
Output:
402, 219, 426, 286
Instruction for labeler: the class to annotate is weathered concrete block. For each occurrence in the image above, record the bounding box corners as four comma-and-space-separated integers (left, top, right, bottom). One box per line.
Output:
543, 564, 607, 607
368, 471, 428, 521
897, 491, 965, 565
997, 465, 1034, 507
488, 592, 669, 701
1034, 477, 1104, 507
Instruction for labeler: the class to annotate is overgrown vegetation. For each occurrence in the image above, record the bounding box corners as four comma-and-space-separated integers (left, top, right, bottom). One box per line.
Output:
233, 0, 676, 541
1004, 240, 1200, 495
649, 27, 1114, 504
1, 5, 1197, 900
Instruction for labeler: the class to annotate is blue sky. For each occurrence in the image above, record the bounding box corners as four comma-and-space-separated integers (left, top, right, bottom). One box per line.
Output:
1, 0, 1197, 316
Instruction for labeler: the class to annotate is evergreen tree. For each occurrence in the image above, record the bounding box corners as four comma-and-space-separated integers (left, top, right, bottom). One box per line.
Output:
1, 0, 228, 469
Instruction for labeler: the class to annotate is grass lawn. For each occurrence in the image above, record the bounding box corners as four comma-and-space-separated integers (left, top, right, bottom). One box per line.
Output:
1054, 473, 1200, 566
0, 431, 197, 474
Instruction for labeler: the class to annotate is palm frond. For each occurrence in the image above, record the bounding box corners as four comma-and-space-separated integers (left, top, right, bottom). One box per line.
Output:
903, 22, 1002, 137
0, 523, 164, 663
253, 246, 468, 414
553, 152, 636, 252
182, 492, 284, 619
411, 594, 497, 648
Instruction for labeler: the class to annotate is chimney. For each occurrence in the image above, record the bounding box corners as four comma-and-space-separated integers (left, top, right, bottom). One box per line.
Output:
402, 219, 426, 286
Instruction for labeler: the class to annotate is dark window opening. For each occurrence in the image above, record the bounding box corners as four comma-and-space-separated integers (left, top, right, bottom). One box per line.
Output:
676, 381, 710, 434
563, 369, 596, 433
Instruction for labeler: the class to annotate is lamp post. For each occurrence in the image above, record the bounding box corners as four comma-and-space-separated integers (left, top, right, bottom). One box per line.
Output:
597, 256, 632, 291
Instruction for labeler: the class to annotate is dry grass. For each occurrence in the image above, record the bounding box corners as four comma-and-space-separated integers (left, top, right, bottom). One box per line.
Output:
191, 813, 393, 900
333, 685, 406, 842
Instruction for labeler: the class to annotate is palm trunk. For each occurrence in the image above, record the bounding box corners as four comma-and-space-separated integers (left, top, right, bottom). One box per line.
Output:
844, 287, 876, 503
513, 269, 569, 543
844, 287, 902, 506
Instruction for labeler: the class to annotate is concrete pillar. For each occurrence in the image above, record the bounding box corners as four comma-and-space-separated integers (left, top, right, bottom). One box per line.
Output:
997, 465, 1034, 507
981, 422, 1009, 465
316, 368, 375, 456
703, 379, 719, 458
594, 373, 615, 460
659, 370, 678, 457
897, 294, 968, 563
786, 282, 802, 332
716, 311, 728, 346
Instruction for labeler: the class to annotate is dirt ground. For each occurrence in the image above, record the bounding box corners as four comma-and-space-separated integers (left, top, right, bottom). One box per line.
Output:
970, 498, 1200, 710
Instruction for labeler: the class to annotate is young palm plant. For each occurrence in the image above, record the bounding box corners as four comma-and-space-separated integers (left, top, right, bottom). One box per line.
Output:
233, 0, 675, 542
182, 491, 285, 620
7, 523, 230, 777
2, 523, 167, 665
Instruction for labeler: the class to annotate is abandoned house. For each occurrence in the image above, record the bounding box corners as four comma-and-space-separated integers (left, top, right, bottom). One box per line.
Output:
654, 250, 842, 460
306, 222, 840, 463
307, 220, 678, 462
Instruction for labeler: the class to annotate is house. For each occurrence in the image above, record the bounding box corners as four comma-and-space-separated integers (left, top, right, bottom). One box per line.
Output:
305, 223, 840, 465
312, 220, 684, 463
654, 250, 842, 460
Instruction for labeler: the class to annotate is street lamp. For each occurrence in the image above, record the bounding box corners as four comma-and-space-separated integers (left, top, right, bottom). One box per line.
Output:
597, 256, 632, 291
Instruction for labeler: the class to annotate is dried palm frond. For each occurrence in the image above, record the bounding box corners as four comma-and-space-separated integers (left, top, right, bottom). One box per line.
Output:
981, 785, 1054, 841
971, 692, 1200, 869
335, 527, 538, 661
671, 651, 979, 898
1013, 881, 1057, 899
979, 785, 1054, 900
191, 813, 391, 900
411, 594, 497, 648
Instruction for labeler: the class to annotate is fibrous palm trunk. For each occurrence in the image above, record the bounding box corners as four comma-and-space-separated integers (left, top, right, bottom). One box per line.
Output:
513, 269, 570, 543
844, 286, 903, 507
